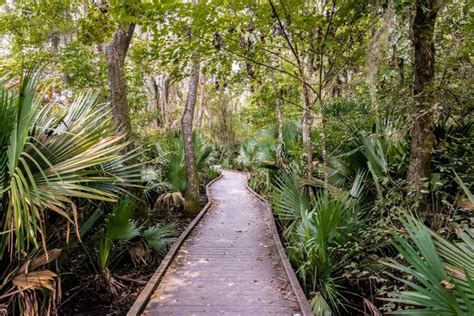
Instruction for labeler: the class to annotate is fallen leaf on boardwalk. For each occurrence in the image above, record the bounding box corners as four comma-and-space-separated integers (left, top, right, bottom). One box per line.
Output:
256, 256, 264, 261
235, 230, 242, 233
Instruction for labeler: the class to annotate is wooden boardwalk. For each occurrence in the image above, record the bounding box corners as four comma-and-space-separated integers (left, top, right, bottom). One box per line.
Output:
131, 170, 310, 315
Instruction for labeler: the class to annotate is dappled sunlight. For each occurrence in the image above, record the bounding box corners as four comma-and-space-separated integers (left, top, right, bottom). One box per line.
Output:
0, 0, 471, 315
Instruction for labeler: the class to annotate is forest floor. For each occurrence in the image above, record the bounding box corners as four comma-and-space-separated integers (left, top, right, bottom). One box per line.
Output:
142, 170, 300, 315
59, 211, 193, 315
58, 188, 213, 316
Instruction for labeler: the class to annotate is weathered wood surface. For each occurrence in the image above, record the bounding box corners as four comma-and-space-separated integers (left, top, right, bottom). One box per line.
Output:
135, 170, 310, 315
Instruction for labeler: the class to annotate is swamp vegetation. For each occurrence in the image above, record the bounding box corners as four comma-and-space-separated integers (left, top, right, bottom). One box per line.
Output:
0, 0, 472, 315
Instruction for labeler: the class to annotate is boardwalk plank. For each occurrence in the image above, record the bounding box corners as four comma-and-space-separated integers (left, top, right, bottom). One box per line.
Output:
139, 170, 305, 315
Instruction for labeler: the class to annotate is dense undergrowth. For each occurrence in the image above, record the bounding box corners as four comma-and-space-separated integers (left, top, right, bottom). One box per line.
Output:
233, 98, 473, 315
0, 1, 472, 315
0, 74, 219, 315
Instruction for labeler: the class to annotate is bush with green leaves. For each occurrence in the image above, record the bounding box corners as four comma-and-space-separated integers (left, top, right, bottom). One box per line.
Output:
245, 110, 473, 315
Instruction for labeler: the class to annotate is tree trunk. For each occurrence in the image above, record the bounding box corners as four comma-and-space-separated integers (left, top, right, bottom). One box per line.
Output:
105, 23, 135, 138
300, 65, 314, 179
161, 75, 170, 128
196, 72, 206, 129
182, 62, 201, 216
145, 75, 160, 128
270, 71, 284, 168
407, 0, 441, 208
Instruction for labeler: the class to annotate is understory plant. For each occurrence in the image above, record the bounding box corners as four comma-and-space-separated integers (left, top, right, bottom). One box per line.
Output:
96, 197, 176, 295
236, 120, 303, 171
271, 170, 364, 315
0, 72, 142, 314
249, 111, 473, 315
384, 215, 474, 315
144, 133, 214, 210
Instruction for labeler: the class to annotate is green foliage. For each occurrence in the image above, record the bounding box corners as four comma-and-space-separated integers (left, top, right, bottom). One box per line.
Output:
105, 198, 141, 242
0, 71, 143, 314
59, 41, 108, 90
384, 215, 474, 315
76, 3, 114, 45
271, 170, 364, 313
144, 133, 215, 209
432, 122, 473, 190
97, 197, 177, 271
272, 170, 310, 225
236, 120, 303, 171
0, 0, 471, 314
0, 72, 142, 260
143, 222, 177, 257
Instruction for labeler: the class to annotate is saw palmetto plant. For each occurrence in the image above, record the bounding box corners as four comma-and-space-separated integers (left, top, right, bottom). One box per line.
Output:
145, 134, 213, 210
271, 169, 364, 315
0, 72, 143, 314
96, 197, 177, 296
384, 215, 474, 315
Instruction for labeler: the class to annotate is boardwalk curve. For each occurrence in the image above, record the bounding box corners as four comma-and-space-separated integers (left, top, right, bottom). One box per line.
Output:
129, 170, 311, 315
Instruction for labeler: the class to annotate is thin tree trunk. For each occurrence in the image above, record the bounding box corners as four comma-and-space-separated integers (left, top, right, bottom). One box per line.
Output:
270, 71, 284, 168
300, 64, 314, 180
182, 61, 201, 216
317, 62, 330, 190
196, 72, 206, 129
318, 99, 330, 190
161, 75, 170, 129
398, 57, 405, 86
105, 23, 135, 138
146, 75, 160, 128
407, 0, 441, 209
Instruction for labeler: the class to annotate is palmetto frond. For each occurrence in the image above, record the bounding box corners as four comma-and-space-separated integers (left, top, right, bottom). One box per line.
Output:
98, 198, 141, 270
143, 222, 177, 256
105, 198, 141, 241
271, 170, 310, 224
383, 215, 474, 315
310, 292, 333, 316
0, 72, 143, 259
150, 133, 213, 203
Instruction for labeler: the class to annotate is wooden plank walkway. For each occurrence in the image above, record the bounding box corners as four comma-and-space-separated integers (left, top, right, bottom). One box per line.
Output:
132, 170, 310, 315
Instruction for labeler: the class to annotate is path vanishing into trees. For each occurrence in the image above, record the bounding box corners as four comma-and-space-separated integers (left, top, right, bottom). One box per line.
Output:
131, 170, 310, 315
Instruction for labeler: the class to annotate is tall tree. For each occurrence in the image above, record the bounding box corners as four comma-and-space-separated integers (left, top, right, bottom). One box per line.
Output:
105, 23, 135, 137
181, 0, 202, 216
407, 0, 442, 206
182, 60, 201, 216
269, 0, 315, 180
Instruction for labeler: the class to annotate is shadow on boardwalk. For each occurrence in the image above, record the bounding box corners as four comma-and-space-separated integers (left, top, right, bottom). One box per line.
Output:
139, 170, 304, 315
